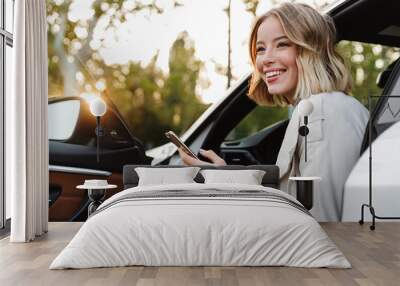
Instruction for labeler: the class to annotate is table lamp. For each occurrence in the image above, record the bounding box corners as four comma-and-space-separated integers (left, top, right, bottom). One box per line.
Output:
290, 99, 317, 210
89, 98, 107, 163
298, 99, 314, 162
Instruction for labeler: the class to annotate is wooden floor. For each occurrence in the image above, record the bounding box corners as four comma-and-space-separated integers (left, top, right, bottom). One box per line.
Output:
1, 222, 399, 286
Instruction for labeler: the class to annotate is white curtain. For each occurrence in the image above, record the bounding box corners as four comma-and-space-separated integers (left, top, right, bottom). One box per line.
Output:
6, 0, 49, 242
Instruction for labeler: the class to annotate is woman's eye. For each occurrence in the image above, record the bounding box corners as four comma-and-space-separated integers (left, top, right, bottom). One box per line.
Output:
256, 46, 265, 53
277, 42, 290, 48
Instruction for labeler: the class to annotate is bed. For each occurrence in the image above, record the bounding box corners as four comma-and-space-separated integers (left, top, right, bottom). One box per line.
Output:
50, 165, 350, 269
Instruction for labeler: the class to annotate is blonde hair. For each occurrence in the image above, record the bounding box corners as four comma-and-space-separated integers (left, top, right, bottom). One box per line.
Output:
248, 2, 351, 106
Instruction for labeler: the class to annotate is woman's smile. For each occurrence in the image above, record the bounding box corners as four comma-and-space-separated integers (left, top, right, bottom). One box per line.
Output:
265, 68, 287, 83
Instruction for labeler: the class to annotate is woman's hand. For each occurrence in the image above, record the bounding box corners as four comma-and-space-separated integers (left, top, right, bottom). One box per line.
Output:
178, 148, 227, 166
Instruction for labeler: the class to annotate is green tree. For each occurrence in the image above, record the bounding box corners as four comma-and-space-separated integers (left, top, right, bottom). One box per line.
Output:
99, 56, 169, 149
337, 41, 399, 106
161, 32, 208, 137
46, 0, 170, 97
242, 0, 260, 16
89, 32, 207, 149
47, 0, 207, 149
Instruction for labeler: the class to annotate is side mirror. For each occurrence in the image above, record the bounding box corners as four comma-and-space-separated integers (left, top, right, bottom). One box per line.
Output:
48, 99, 81, 141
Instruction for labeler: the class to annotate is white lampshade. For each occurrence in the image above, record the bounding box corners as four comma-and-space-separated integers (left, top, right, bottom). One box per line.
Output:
298, 99, 314, 116
90, 98, 107, 117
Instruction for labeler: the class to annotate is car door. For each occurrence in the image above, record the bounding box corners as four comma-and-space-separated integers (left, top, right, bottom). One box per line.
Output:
200, 77, 289, 165
165, 76, 290, 166
359, 59, 400, 153
343, 59, 400, 221
49, 96, 151, 221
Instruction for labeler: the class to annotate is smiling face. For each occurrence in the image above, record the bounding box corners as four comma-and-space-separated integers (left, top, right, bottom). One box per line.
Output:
255, 16, 298, 103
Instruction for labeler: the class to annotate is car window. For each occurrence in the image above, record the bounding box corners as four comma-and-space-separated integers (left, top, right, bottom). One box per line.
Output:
336, 41, 400, 106
375, 57, 400, 124
336, 40, 400, 147
225, 105, 289, 141
48, 100, 80, 140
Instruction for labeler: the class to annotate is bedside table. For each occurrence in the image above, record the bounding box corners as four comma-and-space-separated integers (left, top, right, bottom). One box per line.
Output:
77, 183, 117, 216
289, 176, 321, 210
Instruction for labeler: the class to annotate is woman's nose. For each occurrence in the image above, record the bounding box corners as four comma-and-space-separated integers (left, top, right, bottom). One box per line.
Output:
261, 50, 276, 65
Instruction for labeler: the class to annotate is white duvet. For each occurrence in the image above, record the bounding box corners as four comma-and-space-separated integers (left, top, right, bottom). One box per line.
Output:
50, 183, 350, 269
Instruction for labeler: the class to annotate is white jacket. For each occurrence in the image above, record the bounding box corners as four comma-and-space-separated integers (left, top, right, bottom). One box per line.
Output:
276, 91, 369, 221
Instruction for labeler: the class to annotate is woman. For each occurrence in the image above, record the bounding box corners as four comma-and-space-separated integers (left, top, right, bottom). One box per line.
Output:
179, 3, 369, 221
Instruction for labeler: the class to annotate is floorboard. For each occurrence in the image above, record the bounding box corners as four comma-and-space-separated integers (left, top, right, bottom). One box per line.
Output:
1, 222, 399, 286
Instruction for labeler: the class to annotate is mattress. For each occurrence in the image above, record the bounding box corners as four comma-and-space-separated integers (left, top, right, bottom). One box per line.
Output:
50, 183, 350, 269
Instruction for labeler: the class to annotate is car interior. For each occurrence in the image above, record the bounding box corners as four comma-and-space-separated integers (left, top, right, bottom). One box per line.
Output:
49, 97, 151, 221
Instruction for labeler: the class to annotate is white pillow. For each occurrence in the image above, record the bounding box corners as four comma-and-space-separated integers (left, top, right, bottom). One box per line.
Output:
200, 169, 266, 185
135, 167, 200, 186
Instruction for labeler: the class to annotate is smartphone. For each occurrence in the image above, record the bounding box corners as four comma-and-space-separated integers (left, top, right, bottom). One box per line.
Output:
165, 131, 199, 160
